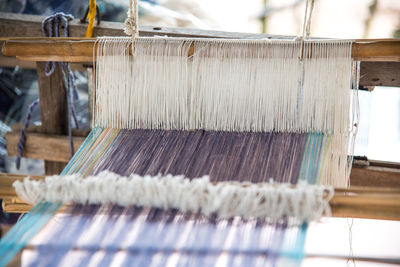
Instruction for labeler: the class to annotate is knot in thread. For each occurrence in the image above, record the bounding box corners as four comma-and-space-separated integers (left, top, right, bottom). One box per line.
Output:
124, 16, 137, 36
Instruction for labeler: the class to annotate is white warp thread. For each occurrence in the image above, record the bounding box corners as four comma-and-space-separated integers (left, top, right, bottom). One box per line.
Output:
92, 37, 356, 187
13, 171, 333, 222
93, 37, 353, 135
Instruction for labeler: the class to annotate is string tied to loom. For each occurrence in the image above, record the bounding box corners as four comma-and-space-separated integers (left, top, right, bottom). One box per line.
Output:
15, 13, 79, 169
124, 0, 139, 53
302, 0, 315, 40
295, 0, 316, 57
294, 0, 315, 129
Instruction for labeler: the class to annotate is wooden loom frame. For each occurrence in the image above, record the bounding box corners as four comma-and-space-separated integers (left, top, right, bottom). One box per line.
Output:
0, 12, 399, 220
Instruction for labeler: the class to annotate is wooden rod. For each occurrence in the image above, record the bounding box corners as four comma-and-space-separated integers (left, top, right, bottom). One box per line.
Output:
5, 131, 85, 163
1, 173, 399, 220
2, 39, 95, 62
2, 38, 400, 62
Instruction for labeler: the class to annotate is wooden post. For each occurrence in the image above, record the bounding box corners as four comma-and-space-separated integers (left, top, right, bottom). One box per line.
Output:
36, 62, 68, 174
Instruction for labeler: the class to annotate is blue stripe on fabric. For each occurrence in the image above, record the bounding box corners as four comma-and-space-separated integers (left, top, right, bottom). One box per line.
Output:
307, 133, 318, 183
299, 133, 327, 184
0, 202, 61, 266
291, 222, 308, 260
299, 134, 310, 182
0, 128, 103, 267
62, 127, 104, 175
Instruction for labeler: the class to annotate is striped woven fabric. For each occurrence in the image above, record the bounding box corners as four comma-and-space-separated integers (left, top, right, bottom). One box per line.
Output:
65, 128, 326, 183
5, 127, 333, 266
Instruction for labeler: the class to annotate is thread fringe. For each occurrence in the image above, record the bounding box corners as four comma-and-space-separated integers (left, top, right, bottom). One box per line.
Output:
14, 171, 333, 222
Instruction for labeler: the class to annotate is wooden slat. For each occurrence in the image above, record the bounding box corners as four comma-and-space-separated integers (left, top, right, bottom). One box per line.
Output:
369, 159, 400, 169
0, 53, 36, 69
6, 59, 90, 71
10, 123, 91, 137
1, 198, 33, 213
2, 38, 400, 63
0, 173, 44, 198
1, 12, 399, 86
352, 39, 400, 62
331, 186, 400, 221
1, 173, 399, 220
360, 62, 400, 87
0, 53, 90, 71
330, 198, 400, 221
2, 39, 95, 62
5, 131, 85, 163
350, 166, 400, 188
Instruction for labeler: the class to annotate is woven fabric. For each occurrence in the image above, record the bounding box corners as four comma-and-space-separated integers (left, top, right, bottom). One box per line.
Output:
17, 128, 331, 266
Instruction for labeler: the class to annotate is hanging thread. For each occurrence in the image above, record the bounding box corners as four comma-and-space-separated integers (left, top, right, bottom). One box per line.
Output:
15, 13, 79, 169
124, 0, 139, 52
302, 0, 315, 40
15, 99, 39, 170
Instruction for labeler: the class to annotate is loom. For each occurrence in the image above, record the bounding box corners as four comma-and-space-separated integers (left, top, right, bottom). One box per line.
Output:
0, 1, 400, 266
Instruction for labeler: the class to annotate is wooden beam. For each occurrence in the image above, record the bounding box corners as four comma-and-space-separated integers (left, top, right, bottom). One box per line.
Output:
360, 62, 400, 87
1, 173, 399, 220
2, 38, 95, 62
2, 38, 400, 63
0, 53, 90, 70
1, 12, 399, 86
352, 39, 400, 62
0, 173, 44, 199
10, 123, 91, 137
350, 166, 400, 188
5, 131, 85, 163
330, 192, 400, 221
1, 198, 33, 214
0, 53, 36, 69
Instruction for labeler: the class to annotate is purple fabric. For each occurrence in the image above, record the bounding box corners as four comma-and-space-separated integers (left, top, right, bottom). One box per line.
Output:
22, 128, 312, 266
90, 130, 307, 184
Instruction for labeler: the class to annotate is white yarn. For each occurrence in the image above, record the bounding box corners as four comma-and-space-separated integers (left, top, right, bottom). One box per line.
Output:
92, 37, 357, 187
13, 171, 333, 222
302, 0, 315, 39
124, 0, 139, 37
93, 37, 353, 135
